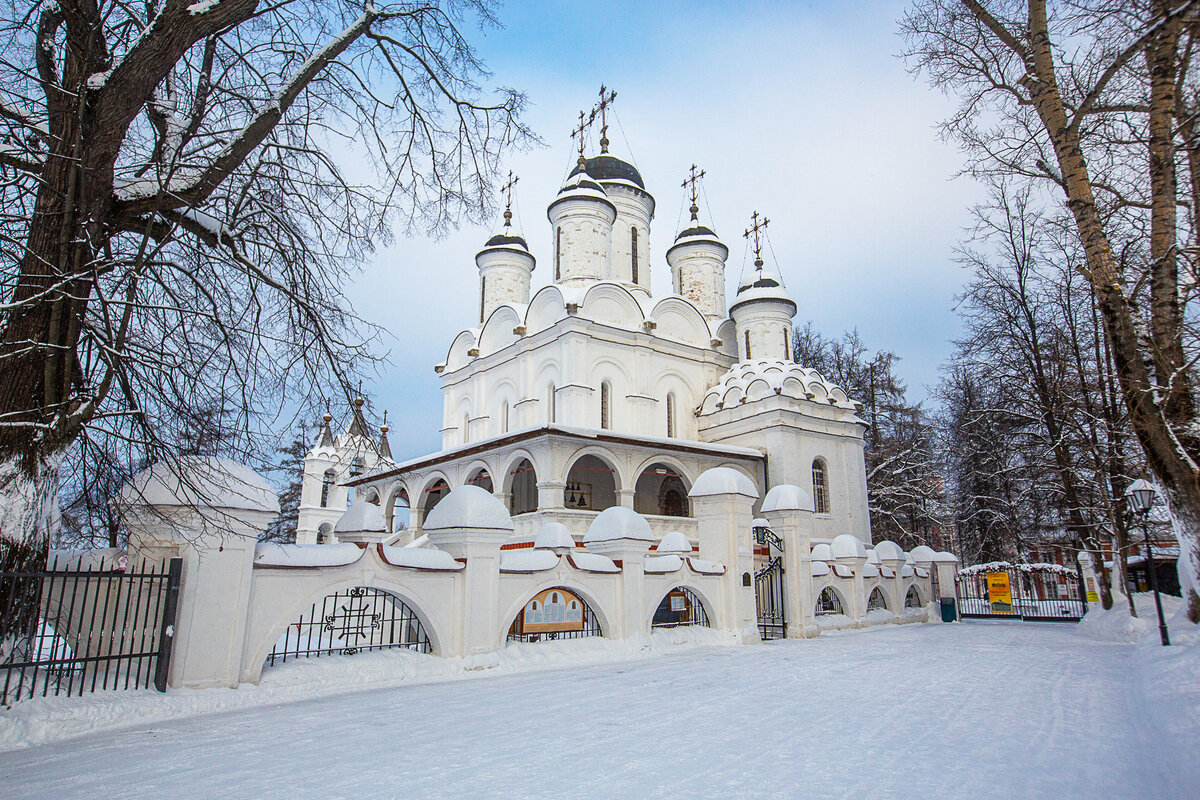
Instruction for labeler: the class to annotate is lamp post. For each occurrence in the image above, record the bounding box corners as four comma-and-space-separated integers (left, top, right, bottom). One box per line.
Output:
1125, 479, 1170, 646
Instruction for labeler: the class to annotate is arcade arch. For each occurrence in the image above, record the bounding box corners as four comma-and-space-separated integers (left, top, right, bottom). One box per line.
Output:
634, 462, 690, 517
564, 454, 618, 511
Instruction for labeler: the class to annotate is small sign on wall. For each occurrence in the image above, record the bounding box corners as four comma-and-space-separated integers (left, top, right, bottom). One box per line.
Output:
986, 572, 1013, 613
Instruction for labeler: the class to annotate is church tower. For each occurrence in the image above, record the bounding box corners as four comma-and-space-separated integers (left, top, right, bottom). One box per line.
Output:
729, 212, 797, 361
476, 172, 535, 322
667, 165, 728, 321
548, 156, 616, 287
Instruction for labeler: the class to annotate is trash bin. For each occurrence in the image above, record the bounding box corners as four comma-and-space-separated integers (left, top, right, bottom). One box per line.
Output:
940, 598, 957, 623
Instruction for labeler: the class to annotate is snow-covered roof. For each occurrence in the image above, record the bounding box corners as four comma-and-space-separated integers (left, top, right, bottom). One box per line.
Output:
500, 550, 560, 573
656, 531, 692, 555
644, 555, 684, 573
932, 551, 959, 563
811, 561, 831, 577
811, 543, 833, 562
567, 552, 621, 573
379, 545, 464, 571
335, 501, 387, 533
687, 558, 725, 575
831, 534, 867, 560
862, 563, 880, 578
832, 563, 854, 578
688, 467, 759, 499
583, 506, 654, 543
700, 359, 860, 415
909, 545, 937, 564
121, 456, 278, 514
254, 543, 362, 568
422, 485, 514, 532
730, 270, 796, 314
958, 561, 1073, 575
534, 522, 576, 550
761, 484, 815, 513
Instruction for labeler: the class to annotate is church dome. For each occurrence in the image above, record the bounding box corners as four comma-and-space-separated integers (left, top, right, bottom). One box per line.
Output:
484, 231, 531, 250
675, 223, 717, 241
569, 154, 645, 189
700, 359, 860, 413
730, 270, 796, 314
549, 168, 617, 217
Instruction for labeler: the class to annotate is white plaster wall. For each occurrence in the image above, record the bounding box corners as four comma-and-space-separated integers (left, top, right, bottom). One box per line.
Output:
668, 241, 728, 321
604, 185, 653, 291
478, 251, 533, 323
549, 198, 615, 285
730, 299, 795, 361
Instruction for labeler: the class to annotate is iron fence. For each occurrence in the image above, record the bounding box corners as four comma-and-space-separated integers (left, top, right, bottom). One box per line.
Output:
955, 567, 1085, 622
652, 587, 711, 628
266, 586, 431, 667
1, 556, 181, 706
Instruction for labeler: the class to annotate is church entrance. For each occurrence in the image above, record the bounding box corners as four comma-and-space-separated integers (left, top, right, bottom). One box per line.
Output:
508, 458, 538, 515
752, 520, 786, 640
634, 463, 690, 517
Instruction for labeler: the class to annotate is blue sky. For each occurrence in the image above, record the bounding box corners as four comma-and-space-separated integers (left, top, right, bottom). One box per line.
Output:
343, 0, 981, 457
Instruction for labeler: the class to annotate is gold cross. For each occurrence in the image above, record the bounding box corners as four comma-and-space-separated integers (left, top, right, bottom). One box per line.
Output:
570, 109, 596, 160
500, 170, 519, 227
744, 211, 769, 267
681, 164, 706, 220
592, 85, 617, 153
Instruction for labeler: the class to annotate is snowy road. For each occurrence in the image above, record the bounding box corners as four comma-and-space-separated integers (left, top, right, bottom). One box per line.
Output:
0, 622, 1182, 799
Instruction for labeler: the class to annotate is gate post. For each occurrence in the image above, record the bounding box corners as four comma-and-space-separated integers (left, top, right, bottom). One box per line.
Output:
762, 485, 817, 638
689, 468, 760, 642
121, 457, 278, 689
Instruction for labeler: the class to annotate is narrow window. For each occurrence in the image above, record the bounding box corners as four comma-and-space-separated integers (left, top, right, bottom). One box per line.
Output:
600, 382, 611, 429
501, 401, 509, 434
555, 228, 562, 281
320, 469, 335, 508
666, 393, 676, 438
548, 383, 556, 423
744, 330, 752, 360
812, 459, 829, 514
479, 275, 487, 323
463, 413, 470, 442
783, 327, 790, 360
631, 227, 639, 284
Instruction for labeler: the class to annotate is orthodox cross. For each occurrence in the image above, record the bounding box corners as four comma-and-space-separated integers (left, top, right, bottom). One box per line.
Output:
592, 85, 617, 153
500, 171, 519, 228
744, 211, 769, 269
681, 164, 706, 221
570, 109, 596, 164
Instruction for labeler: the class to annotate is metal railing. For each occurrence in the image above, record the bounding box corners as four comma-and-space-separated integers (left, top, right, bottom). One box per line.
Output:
955, 567, 1085, 622
1, 556, 181, 706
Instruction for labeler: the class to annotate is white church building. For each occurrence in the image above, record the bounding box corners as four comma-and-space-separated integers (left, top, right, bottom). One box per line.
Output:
297, 139, 872, 553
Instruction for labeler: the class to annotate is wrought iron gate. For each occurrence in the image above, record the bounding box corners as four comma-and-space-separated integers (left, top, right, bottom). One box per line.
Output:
955, 565, 1085, 622
753, 524, 786, 640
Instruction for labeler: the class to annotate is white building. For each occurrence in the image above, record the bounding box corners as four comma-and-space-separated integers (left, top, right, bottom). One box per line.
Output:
301, 137, 872, 550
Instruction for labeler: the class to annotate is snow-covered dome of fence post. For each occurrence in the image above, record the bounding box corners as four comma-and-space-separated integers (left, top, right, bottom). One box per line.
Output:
422, 484, 514, 558
120, 456, 279, 517
333, 500, 389, 544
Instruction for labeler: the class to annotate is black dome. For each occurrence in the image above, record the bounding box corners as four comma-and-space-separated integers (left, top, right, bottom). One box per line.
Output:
569, 155, 645, 189
675, 224, 717, 241
740, 274, 782, 291
485, 232, 529, 249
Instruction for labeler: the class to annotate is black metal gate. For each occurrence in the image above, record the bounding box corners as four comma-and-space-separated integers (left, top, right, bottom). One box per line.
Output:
753, 524, 786, 640
1, 555, 182, 706
955, 565, 1085, 622
267, 586, 431, 666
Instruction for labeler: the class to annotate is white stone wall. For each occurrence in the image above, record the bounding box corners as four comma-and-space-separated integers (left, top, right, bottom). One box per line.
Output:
604, 184, 654, 291
730, 298, 795, 361
477, 249, 533, 323
549, 197, 615, 285
668, 240, 728, 321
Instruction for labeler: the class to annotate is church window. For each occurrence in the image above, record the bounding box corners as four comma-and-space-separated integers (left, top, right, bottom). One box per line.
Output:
479, 276, 486, 323
500, 401, 509, 434
666, 393, 676, 438
783, 328, 790, 360
600, 381, 611, 429
813, 458, 830, 514
320, 469, 335, 508
867, 587, 888, 612
744, 330, 752, 359
547, 383, 556, 423
555, 228, 562, 281
816, 587, 845, 616
631, 227, 639, 284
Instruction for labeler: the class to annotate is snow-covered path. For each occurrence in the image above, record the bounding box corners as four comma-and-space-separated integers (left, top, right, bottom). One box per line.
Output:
0, 622, 1180, 799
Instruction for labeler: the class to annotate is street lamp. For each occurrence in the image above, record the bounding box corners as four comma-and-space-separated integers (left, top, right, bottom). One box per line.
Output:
1125, 479, 1170, 646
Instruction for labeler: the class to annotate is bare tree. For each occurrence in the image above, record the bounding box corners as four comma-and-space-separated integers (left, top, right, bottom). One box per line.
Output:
0, 1, 532, 573
904, 0, 1200, 620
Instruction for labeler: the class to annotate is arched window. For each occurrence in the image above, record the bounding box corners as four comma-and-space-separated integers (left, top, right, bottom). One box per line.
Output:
867, 587, 889, 612
500, 401, 509, 434
905, 585, 923, 609
816, 587, 845, 615
783, 327, 790, 360
631, 227, 639, 284
812, 458, 829, 514
600, 381, 611, 429
666, 393, 676, 438
479, 276, 487, 323
555, 228, 562, 281
744, 330, 752, 359
320, 469, 335, 508
547, 383, 556, 423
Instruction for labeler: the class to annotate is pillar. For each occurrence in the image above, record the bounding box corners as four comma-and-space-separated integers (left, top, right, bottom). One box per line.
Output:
689, 468, 760, 642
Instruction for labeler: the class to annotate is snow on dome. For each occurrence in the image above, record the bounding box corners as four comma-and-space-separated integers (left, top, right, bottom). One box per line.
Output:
688, 467, 758, 499
873, 540, 905, 563
121, 456, 278, 514
700, 359, 859, 413
423, 485, 514, 532
334, 501, 387, 533
534, 522, 576, 550
656, 531, 692, 555
583, 506, 654, 543
730, 271, 797, 314
761, 484, 815, 513
811, 543, 833, 562
932, 551, 959, 563
831, 534, 867, 560
752, 517, 769, 528
866, 548, 881, 565
909, 545, 938, 564
569, 154, 646, 189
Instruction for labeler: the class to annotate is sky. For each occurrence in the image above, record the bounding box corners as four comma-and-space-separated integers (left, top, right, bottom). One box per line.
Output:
343, 0, 983, 458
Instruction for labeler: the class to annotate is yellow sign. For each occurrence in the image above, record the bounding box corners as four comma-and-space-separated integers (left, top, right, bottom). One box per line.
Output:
987, 572, 1013, 613
1085, 576, 1100, 603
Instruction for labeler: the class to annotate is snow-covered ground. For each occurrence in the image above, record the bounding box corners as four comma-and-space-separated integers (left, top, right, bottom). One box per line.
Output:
1, 603, 1196, 799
